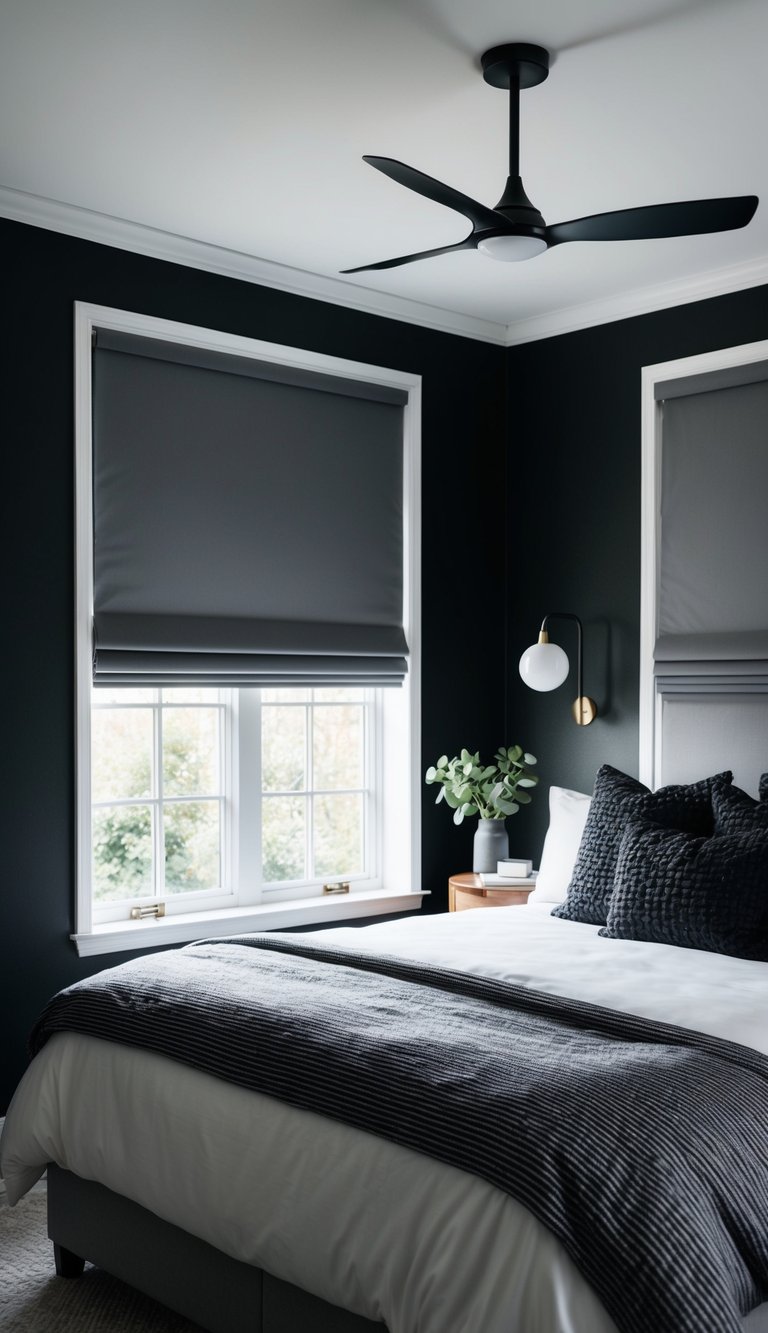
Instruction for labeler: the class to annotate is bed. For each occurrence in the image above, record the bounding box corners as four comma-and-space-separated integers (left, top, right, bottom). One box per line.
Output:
3, 901, 768, 1333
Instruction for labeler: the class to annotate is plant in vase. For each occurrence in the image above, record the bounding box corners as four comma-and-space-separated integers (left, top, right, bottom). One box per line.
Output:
425, 746, 538, 873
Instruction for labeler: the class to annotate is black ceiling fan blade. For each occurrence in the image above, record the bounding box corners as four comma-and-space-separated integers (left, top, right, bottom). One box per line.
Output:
546, 195, 758, 246
341, 237, 476, 275
362, 156, 502, 233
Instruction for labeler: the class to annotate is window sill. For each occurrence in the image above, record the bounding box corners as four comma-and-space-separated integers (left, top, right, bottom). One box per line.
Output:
72, 888, 429, 958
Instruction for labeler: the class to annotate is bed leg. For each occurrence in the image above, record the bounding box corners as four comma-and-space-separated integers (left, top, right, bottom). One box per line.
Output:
53, 1243, 86, 1278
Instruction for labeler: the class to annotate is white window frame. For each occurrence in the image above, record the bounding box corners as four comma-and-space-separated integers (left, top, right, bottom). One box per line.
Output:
639, 336, 768, 788
73, 302, 424, 956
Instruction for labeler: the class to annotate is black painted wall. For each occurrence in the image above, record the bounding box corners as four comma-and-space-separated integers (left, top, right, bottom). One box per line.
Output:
506, 282, 768, 857
0, 218, 507, 1111
3, 217, 767, 1114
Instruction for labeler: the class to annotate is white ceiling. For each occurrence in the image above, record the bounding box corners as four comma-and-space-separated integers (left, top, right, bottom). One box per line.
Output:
2, 0, 767, 343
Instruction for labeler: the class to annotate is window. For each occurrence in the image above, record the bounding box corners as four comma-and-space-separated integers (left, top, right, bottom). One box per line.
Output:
91, 687, 229, 923
91, 685, 380, 928
258, 688, 371, 888
640, 338, 768, 795
74, 304, 422, 955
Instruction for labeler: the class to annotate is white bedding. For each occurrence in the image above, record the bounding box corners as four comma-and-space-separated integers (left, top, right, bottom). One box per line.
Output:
3, 904, 768, 1333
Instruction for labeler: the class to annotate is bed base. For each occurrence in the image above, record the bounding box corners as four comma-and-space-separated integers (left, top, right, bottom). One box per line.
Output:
47, 1164, 386, 1333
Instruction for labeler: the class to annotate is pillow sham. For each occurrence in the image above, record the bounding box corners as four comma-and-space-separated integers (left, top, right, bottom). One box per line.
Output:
552, 764, 733, 926
528, 786, 592, 904
599, 817, 768, 961
712, 780, 768, 835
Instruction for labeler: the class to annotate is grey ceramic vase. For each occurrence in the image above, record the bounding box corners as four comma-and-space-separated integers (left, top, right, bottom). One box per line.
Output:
472, 818, 509, 873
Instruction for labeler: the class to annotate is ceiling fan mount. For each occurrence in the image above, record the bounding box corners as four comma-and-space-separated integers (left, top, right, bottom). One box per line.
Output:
341, 41, 757, 276
480, 43, 550, 91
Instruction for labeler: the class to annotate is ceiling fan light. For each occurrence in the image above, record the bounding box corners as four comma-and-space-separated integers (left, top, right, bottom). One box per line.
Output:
478, 234, 548, 262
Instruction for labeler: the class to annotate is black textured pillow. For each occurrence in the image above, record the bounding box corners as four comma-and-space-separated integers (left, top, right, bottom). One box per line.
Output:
759, 773, 768, 802
552, 764, 733, 926
712, 780, 768, 835
599, 818, 768, 961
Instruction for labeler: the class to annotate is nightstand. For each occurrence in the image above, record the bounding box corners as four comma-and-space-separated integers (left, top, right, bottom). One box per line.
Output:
448, 872, 535, 912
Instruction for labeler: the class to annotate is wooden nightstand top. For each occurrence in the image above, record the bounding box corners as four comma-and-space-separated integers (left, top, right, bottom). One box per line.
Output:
448, 873, 535, 912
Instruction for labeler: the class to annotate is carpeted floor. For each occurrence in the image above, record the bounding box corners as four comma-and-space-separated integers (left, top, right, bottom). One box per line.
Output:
0, 1188, 204, 1332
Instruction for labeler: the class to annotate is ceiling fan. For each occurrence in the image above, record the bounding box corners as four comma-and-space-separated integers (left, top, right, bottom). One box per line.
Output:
341, 43, 758, 274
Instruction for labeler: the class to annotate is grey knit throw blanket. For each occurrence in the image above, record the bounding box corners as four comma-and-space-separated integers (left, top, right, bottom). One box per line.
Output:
30, 934, 768, 1333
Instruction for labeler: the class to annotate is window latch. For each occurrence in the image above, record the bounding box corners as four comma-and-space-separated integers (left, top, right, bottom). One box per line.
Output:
130, 902, 167, 920
322, 882, 350, 895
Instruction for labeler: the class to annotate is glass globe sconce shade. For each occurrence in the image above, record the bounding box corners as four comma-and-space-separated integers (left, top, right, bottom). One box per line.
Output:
518, 640, 569, 691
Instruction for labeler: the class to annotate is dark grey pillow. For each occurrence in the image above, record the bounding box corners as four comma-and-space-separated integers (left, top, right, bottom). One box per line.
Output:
712, 780, 768, 835
552, 765, 733, 926
759, 773, 768, 802
599, 818, 768, 961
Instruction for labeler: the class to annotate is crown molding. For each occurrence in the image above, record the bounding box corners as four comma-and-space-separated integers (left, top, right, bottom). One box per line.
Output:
0, 184, 508, 346
503, 252, 768, 346
2, 183, 767, 350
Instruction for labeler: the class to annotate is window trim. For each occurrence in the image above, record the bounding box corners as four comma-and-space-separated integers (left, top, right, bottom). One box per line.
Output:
639, 336, 768, 787
74, 302, 423, 954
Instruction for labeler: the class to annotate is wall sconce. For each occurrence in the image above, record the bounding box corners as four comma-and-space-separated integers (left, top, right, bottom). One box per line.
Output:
519, 612, 598, 726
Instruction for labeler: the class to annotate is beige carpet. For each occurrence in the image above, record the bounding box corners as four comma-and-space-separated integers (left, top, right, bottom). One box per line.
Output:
0, 1189, 204, 1332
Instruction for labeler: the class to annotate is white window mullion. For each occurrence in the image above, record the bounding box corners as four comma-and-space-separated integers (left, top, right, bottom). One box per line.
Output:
365, 691, 376, 884
220, 692, 234, 899
154, 695, 164, 898
306, 698, 313, 881
236, 689, 262, 906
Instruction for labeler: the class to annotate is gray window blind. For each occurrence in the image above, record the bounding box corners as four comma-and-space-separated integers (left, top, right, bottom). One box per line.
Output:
654, 369, 768, 690
92, 330, 409, 686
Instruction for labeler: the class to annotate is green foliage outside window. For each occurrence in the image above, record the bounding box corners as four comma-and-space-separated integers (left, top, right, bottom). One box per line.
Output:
93, 711, 220, 901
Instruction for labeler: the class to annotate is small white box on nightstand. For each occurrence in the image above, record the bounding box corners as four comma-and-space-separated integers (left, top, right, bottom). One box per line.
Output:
497, 858, 532, 878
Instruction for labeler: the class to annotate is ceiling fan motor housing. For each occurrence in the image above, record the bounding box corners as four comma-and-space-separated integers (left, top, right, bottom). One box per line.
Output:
490, 174, 547, 237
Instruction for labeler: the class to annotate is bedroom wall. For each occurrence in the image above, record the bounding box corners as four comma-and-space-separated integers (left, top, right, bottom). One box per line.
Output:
506, 282, 768, 857
0, 218, 507, 1112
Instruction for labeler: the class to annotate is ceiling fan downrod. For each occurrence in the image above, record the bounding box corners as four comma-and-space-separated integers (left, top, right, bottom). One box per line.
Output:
479, 44, 550, 256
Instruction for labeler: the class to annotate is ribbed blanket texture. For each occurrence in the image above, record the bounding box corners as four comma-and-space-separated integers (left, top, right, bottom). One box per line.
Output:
30, 934, 768, 1333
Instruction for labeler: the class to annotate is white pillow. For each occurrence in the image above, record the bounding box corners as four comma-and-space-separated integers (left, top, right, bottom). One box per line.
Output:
528, 785, 592, 904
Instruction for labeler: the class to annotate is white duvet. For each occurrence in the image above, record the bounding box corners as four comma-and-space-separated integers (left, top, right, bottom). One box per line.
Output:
3, 905, 768, 1333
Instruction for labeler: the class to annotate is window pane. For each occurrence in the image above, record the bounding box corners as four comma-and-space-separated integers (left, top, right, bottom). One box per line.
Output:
261, 687, 310, 703
313, 794, 363, 878
262, 796, 306, 882
163, 708, 220, 797
313, 705, 363, 790
162, 688, 219, 704
164, 801, 221, 892
93, 805, 153, 901
92, 709, 153, 802
262, 705, 305, 792
93, 687, 155, 705
313, 687, 361, 703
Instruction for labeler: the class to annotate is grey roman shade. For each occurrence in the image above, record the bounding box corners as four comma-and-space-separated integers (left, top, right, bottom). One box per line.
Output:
91, 330, 409, 686
653, 363, 768, 692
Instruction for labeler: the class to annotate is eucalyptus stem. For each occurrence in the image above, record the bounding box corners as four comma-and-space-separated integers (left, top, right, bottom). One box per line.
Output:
425, 746, 538, 828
